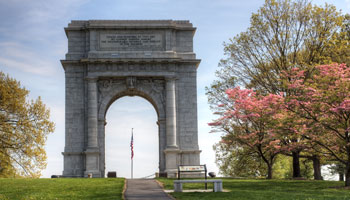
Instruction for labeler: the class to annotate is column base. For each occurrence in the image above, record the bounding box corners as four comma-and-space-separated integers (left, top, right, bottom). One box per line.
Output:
84, 148, 100, 177
165, 169, 178, 178
62, 151, 84, 177
164, 148, 180, 178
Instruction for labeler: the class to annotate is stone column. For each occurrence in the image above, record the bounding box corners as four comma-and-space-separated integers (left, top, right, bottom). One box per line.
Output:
87, 77, 98, 148
98, 119, 106, 178
164, 78, 180, 178
84, 77, 100, 177
157, 118, 166, 173
165, 78, 177, 148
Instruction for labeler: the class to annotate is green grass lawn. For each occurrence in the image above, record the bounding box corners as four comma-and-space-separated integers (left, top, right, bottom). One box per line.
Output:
157, 178, 350, 200
0, 178, 125, 200
1, 177, 349, 200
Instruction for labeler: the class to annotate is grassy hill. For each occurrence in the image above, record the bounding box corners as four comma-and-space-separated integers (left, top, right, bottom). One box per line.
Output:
0, 178, 349, 200
157, 178, 350, 200
0, 178, 124, 200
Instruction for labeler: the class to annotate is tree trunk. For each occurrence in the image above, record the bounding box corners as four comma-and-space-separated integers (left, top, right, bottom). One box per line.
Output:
292, 151, 301, 178
337, 163, 344, 181
267, 164, 273, 179
345, 163, 350, 187
312, 156, 322, 180
339, 172, 344, 181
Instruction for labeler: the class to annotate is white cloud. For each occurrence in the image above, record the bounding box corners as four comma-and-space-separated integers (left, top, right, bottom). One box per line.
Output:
1, 0, 87, 24
0, 42, 58, 76
0, 0, 82, 59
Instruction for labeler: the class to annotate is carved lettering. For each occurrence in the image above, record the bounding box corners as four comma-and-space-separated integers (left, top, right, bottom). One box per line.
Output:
99, 34, 163, 51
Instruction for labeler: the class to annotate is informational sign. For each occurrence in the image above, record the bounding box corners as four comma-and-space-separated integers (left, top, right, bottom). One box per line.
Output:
179, 165, 205, 172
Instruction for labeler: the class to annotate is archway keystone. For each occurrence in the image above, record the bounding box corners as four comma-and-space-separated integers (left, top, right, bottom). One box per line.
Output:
61, 20, 201, 177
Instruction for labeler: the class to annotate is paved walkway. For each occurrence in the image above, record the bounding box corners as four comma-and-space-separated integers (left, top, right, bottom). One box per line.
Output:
124, 179, 173, 200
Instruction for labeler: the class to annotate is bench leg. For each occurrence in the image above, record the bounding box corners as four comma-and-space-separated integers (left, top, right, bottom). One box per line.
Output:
213, 182, 223, 192
174, 183, 183, 192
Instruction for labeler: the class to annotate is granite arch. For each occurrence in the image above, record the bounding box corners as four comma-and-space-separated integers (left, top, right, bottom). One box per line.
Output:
61, 20, 201, 178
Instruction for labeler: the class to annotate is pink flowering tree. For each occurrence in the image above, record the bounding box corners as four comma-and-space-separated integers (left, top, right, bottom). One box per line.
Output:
272, 108, 325, 180
285, 63, 350, 186
209, 87, 284, 179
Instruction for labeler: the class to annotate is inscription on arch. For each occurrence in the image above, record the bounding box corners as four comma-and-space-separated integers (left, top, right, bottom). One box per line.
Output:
98, 32, 164, 51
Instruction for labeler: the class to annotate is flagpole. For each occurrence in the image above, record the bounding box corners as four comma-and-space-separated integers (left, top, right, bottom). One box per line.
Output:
131, 128, 134, 179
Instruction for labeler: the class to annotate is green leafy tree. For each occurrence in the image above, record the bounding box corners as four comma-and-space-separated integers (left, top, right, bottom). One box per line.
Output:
273, 155, 292, 179
214, 143, 296, 179
214, 139, 270, 178
326, 14, 350, 66
207, 0, 345, 178
0, 72, 55, 177
219, 0, 342, 92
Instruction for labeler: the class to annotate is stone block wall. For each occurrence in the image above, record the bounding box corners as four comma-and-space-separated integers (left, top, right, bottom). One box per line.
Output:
62, 65, 86, 177
176, 64, 199, 150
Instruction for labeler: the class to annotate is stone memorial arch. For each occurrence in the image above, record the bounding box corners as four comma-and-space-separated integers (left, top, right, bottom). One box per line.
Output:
61, 20, 201, 178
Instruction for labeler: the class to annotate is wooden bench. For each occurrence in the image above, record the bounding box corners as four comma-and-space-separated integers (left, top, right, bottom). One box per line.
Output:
173, 179, 223, 192
175, 165, 223, 192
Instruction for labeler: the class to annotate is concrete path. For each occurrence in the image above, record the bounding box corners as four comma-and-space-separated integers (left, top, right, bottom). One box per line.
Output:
124, 179, 173, 200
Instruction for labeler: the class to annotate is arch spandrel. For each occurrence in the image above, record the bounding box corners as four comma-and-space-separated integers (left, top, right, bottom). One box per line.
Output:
97, 77, 166, 122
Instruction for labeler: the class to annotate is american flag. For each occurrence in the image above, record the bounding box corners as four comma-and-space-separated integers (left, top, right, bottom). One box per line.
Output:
130, 129, 134, 159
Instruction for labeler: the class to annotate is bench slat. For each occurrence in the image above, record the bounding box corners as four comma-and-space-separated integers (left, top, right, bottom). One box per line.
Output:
173, 179, 223, 192
174, 179, 222, 183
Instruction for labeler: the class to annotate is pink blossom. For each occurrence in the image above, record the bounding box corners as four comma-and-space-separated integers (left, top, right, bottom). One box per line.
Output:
208, 121, 222, 126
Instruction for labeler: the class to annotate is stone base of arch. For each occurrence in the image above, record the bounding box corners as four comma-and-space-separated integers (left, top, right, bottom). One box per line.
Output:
84, 148, 101, 178
164, 149, 201, 178
62, 148, 201, 178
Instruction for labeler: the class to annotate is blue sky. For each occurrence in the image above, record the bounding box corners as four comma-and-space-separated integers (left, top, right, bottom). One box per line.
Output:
0, 0, 349, 178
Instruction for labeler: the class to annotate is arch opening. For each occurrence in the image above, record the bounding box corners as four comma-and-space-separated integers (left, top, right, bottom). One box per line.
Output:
103, 89, 161, 120
105, 96, 159, 178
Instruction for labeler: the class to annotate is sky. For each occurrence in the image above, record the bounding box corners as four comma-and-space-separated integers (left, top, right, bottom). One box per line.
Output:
0, 0, 349, 179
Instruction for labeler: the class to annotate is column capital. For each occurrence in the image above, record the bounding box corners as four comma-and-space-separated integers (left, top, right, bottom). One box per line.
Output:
85, 147, 100, 154
164, 76, 178, 81
98, 118, 107, 126
157, 118, 166, 125
85, 76, 98, 82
